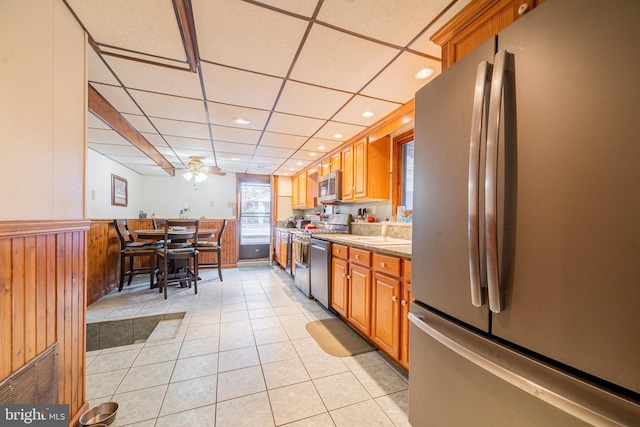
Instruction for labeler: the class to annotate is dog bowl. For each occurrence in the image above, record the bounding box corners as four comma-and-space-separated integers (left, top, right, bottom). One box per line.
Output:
78, 402, 118, 426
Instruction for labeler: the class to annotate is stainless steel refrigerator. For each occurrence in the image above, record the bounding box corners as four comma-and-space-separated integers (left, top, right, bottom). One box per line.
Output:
409, 0, 640, 425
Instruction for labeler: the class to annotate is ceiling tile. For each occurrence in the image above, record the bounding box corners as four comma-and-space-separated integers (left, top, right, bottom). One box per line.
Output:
314, 121, 365, 141
300, 137, 343, 153
211, 125, 261, 145
254, 146, 295, 159
90, 83, 142, 115
87, 44, 119, 86
140, 132, 170, 148
193, 0, 308, 77
88, 143, 146, 157
67, 0, 185, 61
290, 25, 399, 93
125, 164, 170, 176
150, 117, 211, 139
216, 153, 252, 162
252, 0, 319, 18
266, 112, 325, 137
260, 132, 308, 149
88, 112, 111, 130
104, 56, 203, 99
361, 52, 440, 103
87, 128, 129, 145
213, 141, 257, 155
121, 113, 157, 134
409, 0, 473, 56
317, 0, 452, 47
200, 62, 283, 110
207, 102, 270, 130
290, 150, 321, 161
332, 95, 401, 127
129, 89, 207, 123
163, 135, 211, 151
276, 81, 353, 119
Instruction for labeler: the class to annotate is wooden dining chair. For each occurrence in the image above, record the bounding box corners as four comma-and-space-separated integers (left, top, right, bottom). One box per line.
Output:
113, 219, 158, 291
197, 219, 227, 281
156, 219, 200, 299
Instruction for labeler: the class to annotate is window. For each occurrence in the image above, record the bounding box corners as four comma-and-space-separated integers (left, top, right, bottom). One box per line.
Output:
401, 141, 414, 210
392, 130, 415, 215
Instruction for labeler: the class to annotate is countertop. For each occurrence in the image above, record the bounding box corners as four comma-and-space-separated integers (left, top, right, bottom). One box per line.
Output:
310, 234, 412, 259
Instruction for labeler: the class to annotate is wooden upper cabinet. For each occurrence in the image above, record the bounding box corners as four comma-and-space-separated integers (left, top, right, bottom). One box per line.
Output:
330, 152, 342, 172
432, 0, 545, 71
292, 175, 299, 208
306, 170, 317, 208
342, 145, 355, 200
342, 136, 390, 202
319, 160, 331, 177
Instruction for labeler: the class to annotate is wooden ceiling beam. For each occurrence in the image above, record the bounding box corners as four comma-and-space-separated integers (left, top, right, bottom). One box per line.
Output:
174, 0, 198, 72
88, 85, 175, 176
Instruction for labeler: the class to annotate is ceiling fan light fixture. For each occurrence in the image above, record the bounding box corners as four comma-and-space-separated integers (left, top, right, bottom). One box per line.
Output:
195, 172, 207, 182
183, 171, 193, 181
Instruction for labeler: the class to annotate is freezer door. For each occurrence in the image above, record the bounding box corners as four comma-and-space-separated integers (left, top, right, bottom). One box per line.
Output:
412, 37, 495, 332
408, 304, 640, 427
489, 0, 640, 394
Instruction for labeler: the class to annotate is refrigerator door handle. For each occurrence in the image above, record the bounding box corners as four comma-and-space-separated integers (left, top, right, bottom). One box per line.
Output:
408, 311, 633, 426
468, 60, 492, 307
485, 50, 510, 313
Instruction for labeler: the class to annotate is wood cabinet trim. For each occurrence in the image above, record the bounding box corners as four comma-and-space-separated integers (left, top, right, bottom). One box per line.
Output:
0, 220, 90, 239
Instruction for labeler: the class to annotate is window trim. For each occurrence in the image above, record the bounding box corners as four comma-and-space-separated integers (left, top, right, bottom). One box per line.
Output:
392, 129, 415, 216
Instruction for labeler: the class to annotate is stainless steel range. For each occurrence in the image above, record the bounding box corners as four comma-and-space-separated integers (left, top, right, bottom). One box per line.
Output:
293, 214, 351, 299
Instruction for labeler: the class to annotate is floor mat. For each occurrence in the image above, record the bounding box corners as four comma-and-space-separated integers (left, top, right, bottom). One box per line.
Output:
305, 318, 375, 357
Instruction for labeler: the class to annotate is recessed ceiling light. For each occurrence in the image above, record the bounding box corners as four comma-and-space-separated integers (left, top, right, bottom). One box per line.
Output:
289, 167, 295, 171
231, 157, 240, 161
233, 117, 250, 125
318, 145, 326, 150
310, 152, 317, 156
415, 67, 435, 80
296, 162, 303, 165
333, 133, 343, 139
362, 111, 375, 118
283, 172, 289, 176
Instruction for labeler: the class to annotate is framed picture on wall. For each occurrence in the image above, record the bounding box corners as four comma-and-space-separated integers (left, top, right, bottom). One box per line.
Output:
111, 174, 128, 206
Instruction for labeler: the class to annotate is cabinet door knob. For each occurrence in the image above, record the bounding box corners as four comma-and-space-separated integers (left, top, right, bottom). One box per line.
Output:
392, 296, 398, 302
380, 262, 385, 268
401, 300, 407, 306
355, 254, 359, 259
347, 274, 351, 280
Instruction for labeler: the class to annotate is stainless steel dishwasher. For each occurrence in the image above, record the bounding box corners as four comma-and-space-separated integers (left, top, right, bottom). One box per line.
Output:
310, 238, 332, 310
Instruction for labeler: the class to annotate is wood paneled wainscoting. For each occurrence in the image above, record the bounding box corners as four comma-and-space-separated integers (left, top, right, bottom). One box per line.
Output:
0, 220, 90, 427
87, 218, 238, 306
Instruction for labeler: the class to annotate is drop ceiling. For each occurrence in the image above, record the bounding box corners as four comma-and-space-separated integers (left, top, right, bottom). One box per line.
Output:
66, 0, 472, 177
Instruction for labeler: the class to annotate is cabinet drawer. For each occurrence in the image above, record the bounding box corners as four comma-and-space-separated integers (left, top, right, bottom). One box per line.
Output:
349, 247, 371, 266
332, 244, 349, 259
372, 253, 401, 277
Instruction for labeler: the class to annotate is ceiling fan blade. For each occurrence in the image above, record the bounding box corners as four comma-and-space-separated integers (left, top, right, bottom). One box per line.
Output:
207, 166, 227, 176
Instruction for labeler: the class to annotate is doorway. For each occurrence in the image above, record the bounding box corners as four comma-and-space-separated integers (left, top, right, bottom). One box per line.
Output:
238, 178, 271, 260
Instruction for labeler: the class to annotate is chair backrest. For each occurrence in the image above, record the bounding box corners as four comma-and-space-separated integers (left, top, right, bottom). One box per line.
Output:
152, 218, 167, 230
217, 219, 228, 245
114, 219, 135, 248
162, 219, 200, 252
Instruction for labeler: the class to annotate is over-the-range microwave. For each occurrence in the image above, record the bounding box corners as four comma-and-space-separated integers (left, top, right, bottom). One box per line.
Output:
317, 170, 342, 203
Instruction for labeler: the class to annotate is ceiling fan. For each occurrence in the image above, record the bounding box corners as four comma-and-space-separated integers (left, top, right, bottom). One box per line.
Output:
182, 156, 226, 182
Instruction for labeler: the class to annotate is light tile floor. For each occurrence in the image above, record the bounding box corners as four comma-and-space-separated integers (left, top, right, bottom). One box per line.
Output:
86, 266, 410, 426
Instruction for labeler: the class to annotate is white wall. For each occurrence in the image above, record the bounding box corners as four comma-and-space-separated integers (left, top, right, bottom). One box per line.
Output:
86, 150, 237, 219
0, 0, 86, 220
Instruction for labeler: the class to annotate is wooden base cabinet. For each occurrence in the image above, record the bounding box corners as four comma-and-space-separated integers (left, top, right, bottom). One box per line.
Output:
371, 272, 401, 359
347, 264, 372, 336
331, 256, 348, 317
400, 260, 412, 370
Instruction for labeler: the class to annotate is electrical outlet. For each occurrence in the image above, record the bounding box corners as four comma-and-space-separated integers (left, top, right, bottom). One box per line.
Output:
91, 189, 96, 200
371, 206, 377, 214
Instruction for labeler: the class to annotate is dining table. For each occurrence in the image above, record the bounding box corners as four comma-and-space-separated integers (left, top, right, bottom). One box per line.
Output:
134, 228, 217, 288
